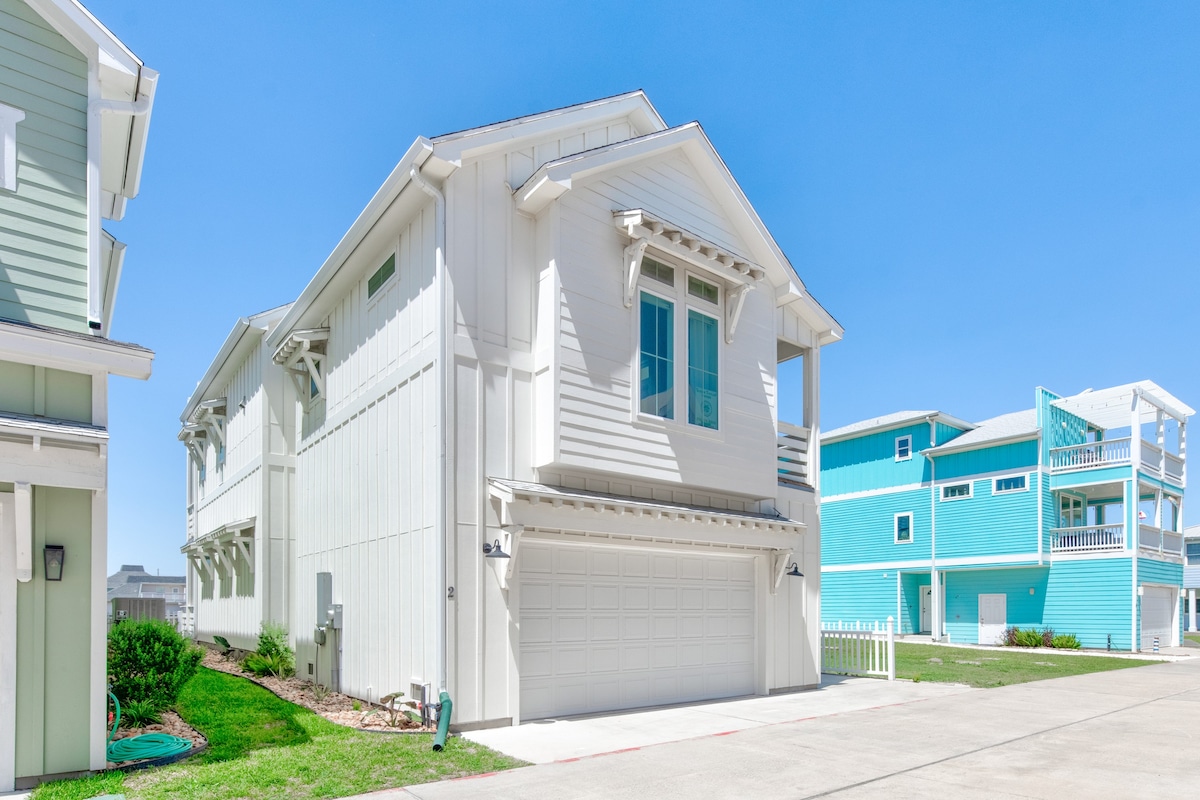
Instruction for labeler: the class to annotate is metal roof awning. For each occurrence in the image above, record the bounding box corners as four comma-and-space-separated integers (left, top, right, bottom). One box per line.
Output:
1051, 381, 1194, 430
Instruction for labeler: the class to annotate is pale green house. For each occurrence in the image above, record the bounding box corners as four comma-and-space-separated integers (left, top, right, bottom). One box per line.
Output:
0, 0, 156, 789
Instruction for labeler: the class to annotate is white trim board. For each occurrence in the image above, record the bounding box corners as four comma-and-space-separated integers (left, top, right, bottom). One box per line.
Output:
0, 492, 15, 792
823, 552, 1045, 573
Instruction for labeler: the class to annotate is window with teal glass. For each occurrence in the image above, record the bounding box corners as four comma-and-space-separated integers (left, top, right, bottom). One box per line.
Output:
639, 292, 674, 418
687, 309, 718, 429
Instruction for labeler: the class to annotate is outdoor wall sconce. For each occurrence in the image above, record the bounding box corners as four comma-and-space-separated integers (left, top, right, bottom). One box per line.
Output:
786, 562, 803, 578
482, 539, 510, 559
43, 545, 65, 581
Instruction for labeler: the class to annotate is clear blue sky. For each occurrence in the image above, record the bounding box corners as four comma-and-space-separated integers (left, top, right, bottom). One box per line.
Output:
87, 1, 1200, 575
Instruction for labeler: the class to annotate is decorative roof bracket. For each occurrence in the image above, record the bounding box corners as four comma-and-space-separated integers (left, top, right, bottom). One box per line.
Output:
726, 284, 751, 345
623, 238, 649, 308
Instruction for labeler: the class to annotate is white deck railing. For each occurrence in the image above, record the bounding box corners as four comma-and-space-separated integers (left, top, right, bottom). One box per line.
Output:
778, 422, 812, 488
821, 618, 895, 681
1050, 524, 1125, 553
1049, 438, 1131, 473
1165, 452, 1185, 482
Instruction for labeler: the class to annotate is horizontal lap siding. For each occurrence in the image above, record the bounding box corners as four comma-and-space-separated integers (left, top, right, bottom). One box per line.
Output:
936, 474, 1037, 559
820, 570, 897, 628
0, 0, 88, 332
551, 154, 776, 498
899, 572, 930, 634
822, 487, 931, 564
1044, 558, 1131, 650
822, 424, 933, 497
943, 568, 1049, 644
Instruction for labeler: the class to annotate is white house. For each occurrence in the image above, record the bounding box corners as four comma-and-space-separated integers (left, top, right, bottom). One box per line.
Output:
0, 0, 156, 789
184, 92, 840, 728
179, 303, 296, 649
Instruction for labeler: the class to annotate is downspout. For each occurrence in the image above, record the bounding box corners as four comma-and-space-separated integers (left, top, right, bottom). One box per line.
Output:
926, 417, 938, 641
409, 166, 451, 706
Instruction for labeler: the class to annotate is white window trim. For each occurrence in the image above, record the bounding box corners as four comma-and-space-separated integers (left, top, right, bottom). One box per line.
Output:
630, 254, 725, 435
941, 482, 974, 501
894, 512, 914, 544
366, 250, 398, 305
0, 102, 24, 192
992, 474, 1029, 495
895, 435, 912, 462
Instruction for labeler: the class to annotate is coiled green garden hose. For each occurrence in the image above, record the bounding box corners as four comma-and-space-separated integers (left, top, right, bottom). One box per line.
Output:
106, 691, 193, 763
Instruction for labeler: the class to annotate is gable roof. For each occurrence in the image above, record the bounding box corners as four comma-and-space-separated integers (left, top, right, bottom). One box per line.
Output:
823, 411, 975, 444
182, 303, 291, 422
925, 409, 1039, 455
28, 0, 158, 217
513, 121, 841, 342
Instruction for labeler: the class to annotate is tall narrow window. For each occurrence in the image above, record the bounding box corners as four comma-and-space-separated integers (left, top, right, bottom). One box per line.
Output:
639, 292, 674, 418
895, 513, 913, 543
687, 310, 718, 429
367, 254, 396, 299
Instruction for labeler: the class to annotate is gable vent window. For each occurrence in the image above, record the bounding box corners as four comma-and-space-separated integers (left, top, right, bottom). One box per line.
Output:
642, 256, 675, 286
367, 254, 396, 299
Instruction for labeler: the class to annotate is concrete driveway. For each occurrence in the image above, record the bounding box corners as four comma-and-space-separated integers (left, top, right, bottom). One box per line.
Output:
364, 656, 1200, 799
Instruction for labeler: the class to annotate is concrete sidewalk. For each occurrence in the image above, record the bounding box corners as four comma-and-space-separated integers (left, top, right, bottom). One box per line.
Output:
356, 656, 1200, 799
461, 676, 972, 764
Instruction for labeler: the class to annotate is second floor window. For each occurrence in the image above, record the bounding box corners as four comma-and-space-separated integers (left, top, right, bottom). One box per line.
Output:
895, 512, 913, 543
895, 435, 912, 461
637, 259, 723, 430
942, 482, 973, 500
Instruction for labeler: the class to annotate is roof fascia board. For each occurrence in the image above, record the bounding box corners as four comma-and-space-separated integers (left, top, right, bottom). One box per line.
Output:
117, 67, 157, 200
0, 320, 151, 379
181, 318, 257, 423
823, 413, 976, 445
99, 229, 125, 333
268, 137, 435, 349
431, 91, 667, 166
923, 433, 1039, 457
27, 0, 141, 76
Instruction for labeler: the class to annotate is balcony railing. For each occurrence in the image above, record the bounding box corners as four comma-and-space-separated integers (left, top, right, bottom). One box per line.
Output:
1139, 524, 1184, 556
1051, 524, 1125, 554
778, 422, 812, 488
1049, 438, 1130, 473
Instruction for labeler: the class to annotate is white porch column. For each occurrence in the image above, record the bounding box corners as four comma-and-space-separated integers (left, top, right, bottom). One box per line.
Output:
1130, 393, 1140, 651
1, 491, 16, 793
1190, 588, 1197, 633
930, 568, 940, 640
802, 346, 821, 485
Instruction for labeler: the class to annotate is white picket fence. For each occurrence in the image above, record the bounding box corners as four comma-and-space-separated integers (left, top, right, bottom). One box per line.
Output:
821, 617, 895, 681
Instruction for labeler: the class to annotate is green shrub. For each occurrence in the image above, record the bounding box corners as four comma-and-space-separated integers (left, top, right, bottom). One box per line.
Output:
1041, 627, 1055, 648
120, 698, 163, 728
108, 619, 203, 710
1014, 628, 1044, 648
257, 622, 290, 659
212, 635, 231, 655
1003, 626, 1020, 647
1052, 633, 1082, 649
244, 651, 295, 679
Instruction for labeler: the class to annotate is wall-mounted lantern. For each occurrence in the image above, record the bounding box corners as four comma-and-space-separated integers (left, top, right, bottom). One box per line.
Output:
43, 545, 65, 581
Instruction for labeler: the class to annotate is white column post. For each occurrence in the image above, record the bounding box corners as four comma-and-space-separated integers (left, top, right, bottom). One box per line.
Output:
1, 491, 16, 793
1190, 588, 1197, 633
1180, 420, 1187, 488
886, 616, 895, 681
1130, 394, 1141, 652
802, 346, 821, 487
1156, 409, 1165, 479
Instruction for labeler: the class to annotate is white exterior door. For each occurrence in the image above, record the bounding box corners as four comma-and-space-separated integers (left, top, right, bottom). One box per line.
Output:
1, 493, 16, 792
1141, 585, 1176, 650
920, 585, 932, 633
518, 540, 757, 720
978, 593, 1007, 644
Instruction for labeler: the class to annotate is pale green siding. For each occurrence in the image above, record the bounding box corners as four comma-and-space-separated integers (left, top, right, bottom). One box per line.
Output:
15, 486, 92, 778
0, 358, 91, 422
0, 0, 89, 334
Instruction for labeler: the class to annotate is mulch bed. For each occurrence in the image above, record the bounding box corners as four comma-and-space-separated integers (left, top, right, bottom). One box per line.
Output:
200, 649, 433, 732
106, 710, 207, 770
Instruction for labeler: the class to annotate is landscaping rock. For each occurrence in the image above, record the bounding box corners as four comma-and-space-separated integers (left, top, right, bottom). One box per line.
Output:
927, 657, 943, 664
954, 660, 982, 666
200, 649, 432, 733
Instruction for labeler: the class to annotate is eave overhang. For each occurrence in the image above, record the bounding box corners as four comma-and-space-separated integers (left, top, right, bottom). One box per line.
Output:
0, 318, 152, 379
181, 517, 256, 576
923, 433, 1039, 458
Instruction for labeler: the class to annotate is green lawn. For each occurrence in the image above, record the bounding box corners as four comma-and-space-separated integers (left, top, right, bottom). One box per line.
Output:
34, 668, 525, 800
894, 643, 1156, 688
1186, 633, 1200, 646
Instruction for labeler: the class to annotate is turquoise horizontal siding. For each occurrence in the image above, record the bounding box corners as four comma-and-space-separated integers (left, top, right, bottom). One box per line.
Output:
943, 568, 1049, 644
935, 474, 1038, 559
1050, 466, 1131, 490
822, 487, 930, 565
933, 440, 1038, 480
1044, 558, 1132, 650
900, 572, 930, 634
0, 0, 89, 334
820, 569, 899, 628
1136, 558, 1183, 648
822, 423, 934, 496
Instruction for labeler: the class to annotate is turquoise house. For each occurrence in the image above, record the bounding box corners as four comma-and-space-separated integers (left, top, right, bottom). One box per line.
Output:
820, 382, 1191, 652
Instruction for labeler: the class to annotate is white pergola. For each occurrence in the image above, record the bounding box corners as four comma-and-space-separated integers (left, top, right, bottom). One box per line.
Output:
1051, 380, 1194, 430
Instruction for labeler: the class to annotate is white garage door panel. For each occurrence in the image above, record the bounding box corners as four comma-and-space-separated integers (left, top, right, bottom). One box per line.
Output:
1141, 586, 1174, 650
520, 540, 757, 720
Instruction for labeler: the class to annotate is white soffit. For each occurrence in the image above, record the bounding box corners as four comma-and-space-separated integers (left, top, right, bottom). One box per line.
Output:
1051, 381, 1195, 429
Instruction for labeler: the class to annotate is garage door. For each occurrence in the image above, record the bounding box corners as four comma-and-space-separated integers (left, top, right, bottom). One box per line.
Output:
1141, 585, 1175, 650
519, 540, 757, 720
